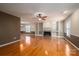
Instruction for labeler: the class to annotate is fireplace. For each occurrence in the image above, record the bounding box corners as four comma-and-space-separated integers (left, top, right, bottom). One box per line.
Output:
44, 31, 51, 36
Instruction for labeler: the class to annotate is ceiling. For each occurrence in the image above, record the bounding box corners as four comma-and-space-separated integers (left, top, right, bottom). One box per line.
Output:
0, 3, 79, 23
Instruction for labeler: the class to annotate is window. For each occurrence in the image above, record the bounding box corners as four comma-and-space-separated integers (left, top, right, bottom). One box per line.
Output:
25, 25, 31, 32
66, 20, 71, 37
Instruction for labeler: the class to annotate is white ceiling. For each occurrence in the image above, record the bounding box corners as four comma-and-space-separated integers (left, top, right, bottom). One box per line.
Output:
0, 3, 79, 23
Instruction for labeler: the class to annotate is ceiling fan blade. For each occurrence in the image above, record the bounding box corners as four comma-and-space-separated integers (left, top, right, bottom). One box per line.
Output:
42, 16, 47, 18
36, 13, 47, 21
42, 18, 46, 20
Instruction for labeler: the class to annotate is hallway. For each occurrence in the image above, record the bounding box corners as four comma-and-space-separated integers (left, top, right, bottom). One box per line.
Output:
0, 34, 79, 56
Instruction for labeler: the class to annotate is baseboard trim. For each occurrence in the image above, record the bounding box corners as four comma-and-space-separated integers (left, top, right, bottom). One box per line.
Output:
35, 35, 43, 36
64, 37, 79, 51
52, 35, 64, 38
0, 40, 20, 47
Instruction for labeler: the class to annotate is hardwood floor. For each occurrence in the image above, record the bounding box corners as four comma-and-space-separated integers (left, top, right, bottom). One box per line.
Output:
0, 34, 79, 56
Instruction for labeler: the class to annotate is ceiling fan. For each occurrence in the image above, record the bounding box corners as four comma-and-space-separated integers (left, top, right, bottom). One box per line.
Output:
36, 14, 47, 20
35, 12, 47, 21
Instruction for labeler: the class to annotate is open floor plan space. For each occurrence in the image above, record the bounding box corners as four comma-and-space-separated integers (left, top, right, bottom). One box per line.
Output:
0, 3, 79, 56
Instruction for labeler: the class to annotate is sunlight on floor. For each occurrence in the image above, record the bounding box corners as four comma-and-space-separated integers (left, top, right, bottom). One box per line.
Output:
20, 44, 24, 52
45, 50, 48, 55
25, 36, 31, 45
65, 44, 70, 56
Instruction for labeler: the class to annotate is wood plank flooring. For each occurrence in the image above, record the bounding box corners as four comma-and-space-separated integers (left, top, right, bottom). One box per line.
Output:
0, 34, 79, 56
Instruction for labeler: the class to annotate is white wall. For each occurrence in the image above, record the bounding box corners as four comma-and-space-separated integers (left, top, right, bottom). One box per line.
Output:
64, 16, 71, 35
64, 9, 79, 37
43, 18, 65, 37
30, 23, 35, 32
43, 20, 52, 31
58, 21, 64, 36
71, 9, 79, 37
